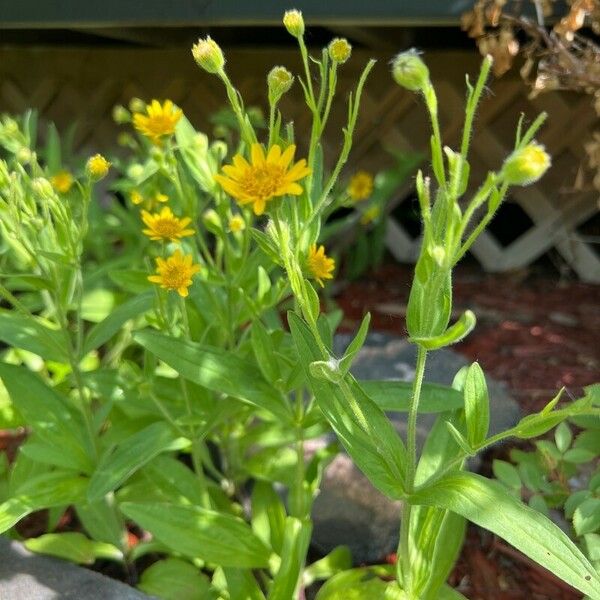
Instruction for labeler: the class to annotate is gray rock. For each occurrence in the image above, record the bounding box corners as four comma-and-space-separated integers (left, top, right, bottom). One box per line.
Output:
310, 332, 521, 564
0, 536, 153, 600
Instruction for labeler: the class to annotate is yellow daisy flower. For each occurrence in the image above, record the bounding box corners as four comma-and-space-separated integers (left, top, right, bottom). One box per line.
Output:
228, 215, 245, 233
347, 170, 374, 202
214, 144, 311, 216
86, 154, 110, 180
132, 100, 183, 145
50, 170, 74, 194
141, 206, 194, 242
307, 244, 335, 287
148, 249, 201, 297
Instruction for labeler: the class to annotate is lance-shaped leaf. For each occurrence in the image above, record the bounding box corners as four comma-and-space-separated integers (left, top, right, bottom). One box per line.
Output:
134, 329, 292, 421
410, 310, 476, 350
411, 471, 600, 598
120, 502, 272, 568
289, 312, 406, 499
463, 362, 489, 446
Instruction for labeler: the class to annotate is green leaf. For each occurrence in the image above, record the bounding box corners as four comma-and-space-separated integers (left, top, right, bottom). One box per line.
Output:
251, 481, 286, 554
76, 498, 126, 549
411, 471, 600, 598
120, 502, 272, 568
0, 312, 67, 362
212, 568, 266, 600
563, 448, 596, 464
0, 363, 93, 471
573, 498, 600, 536
0, 473, 88, 534
251, 321, 281, 384
410, 310, 476, 350
134, 330, 291, 421
24, 532, 121, 565
88, 422, 183, 502
289, 312, 406, 499
555, 422, 573, 454
583, 533, 600, 561
492, 460, 522, 490
303, 546, 352, 587
463, 362, 489, 446
315, 567, 391, 600
82, 292, 154, 355
138, 558, 216, 600
268, 517, 312, 600
339, 313, 371, 374
360, 380, 462, 413
445, 422, 474, 456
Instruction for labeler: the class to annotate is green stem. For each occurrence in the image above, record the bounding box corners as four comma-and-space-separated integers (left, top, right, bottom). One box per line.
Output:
397, 345, 428, 594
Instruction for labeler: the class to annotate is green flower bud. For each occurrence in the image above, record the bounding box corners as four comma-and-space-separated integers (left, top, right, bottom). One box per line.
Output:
501, 142, 551, 186
267, 66, 294, 104
283, 9, 304, 38
31, 177, 55, 200
112, 104, 131, 124
192, 36, 225, 74
128, 97, 147, 114
15, 147, 32, 165
392, 49, 430, 93
127, 164, 145, 181
328, 38, 352, 64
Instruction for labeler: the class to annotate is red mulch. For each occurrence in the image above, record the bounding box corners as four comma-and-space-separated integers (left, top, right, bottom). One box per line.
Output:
333, 260, 599, 599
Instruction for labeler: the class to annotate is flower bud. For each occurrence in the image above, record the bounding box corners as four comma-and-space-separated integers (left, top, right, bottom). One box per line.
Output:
127, 163, 144, 181
328, 38, 352, 64
86, 154, 110, 181
429, 245, 446, 267
202, 208, 222, 234
283, 9, 304, 38
392, 49, 430, 93
192, 36, 225, 74
31, 177, 55, 200
112, 104, 131, 124
267, 66, 294, 104
501, 142, 551, 186
128, 97, 147, 114
15, 147, 32, 165
228, 215, 246, 233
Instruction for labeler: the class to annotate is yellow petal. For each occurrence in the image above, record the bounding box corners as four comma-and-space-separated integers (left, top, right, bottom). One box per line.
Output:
279, 144, 296, 168
251, 144, 266, 166
267, 145, 282, 163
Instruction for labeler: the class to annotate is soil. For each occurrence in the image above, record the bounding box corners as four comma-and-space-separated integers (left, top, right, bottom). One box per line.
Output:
333, 260, 599, 600
1, 260, 598, 599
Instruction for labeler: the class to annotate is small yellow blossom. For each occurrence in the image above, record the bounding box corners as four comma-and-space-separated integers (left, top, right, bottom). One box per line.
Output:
154, 192, 169, 203
360, 205, 380, 225
228, 215, 246, 233
50, 170, 74, 194
130, 190, 144, 205
502, 142, 551, 186
283, 9, 305, 37
148, 249, 201, 297
307, 244, 335, 287
192, 36, 225, 74
215, 144, 311, 216
133, 100, 182, 145
86, 154, 110, 180
348, 170, 374, 202
328, 38, 352, 64
141, 206, 194, 242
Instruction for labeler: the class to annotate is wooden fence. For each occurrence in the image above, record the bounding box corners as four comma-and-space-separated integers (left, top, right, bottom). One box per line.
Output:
0, 47, 598, 280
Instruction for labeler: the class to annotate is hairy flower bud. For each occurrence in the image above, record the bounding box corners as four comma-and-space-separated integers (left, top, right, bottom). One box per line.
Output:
112, 104, 131, 124
392, 49, 430, 93
283, 9, 305, 38
267, 66, 294, 104
128, 97, 147, 114
502, 142, 551, 186
328, 38, 352, 64
15, 147, 32, 165
32, 177, 55, 200
192, 36, 225, 74
86, 154, 110, 181
127, 163, 144, 181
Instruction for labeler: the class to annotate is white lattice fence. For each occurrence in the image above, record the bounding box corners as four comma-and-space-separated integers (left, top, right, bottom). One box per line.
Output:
1, 47, 598, 280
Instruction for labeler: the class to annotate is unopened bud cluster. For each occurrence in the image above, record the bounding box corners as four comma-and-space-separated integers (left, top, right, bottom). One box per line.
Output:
268, 66, 294, 104
392, 49, 430, 93
192, 36, 225, 74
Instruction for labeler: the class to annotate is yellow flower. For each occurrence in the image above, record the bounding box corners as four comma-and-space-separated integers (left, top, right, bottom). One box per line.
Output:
133, 100, 182, 145
141, 206, 194, 242
502, 142, 551, 186
148, 249, 200, 297
360, 205, 380, 225
215, 144, 311, 216
283, 9, 305, 37
307, 244, 335, 287
228, 215, 245, 233
86, 154, 110, 180
347, 170, 374, 202
130, 190, 144, 205
328, 38, 352, 64
154, 192, 169, 203
50, 170, 73, 194
192, 36, 225, 74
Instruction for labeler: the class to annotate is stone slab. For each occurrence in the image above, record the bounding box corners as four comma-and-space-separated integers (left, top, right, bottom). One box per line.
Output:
0, 536, 153, 600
